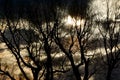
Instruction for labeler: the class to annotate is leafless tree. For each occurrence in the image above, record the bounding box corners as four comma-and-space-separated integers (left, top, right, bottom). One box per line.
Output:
98, 0, 120, 80
0, 0, 100, 80
0, 1, 58, 80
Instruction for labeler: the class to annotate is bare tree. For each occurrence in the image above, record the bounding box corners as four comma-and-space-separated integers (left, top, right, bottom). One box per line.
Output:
0, 1, 57, 80
98, 0, 120, 80
0, 0, 99, 80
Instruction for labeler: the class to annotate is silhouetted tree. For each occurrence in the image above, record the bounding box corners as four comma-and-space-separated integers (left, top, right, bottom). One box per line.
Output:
98, 0, 120, 80
0, 0, 105, 80
0, 1, 57, 80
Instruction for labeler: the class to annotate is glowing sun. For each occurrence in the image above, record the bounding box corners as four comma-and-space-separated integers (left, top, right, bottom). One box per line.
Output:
65, 15, 84, 26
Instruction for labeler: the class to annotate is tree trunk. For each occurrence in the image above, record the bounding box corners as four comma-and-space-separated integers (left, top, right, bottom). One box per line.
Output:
45, 53, 53, 80
83, 59, 89, 80
69, 56, 81, 80
44, 42, 53, 80
106, 65, 113, 80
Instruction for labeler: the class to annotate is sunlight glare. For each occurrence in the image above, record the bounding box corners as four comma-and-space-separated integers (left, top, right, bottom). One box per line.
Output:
65, 15, 84, 27
67, 16, 75, 25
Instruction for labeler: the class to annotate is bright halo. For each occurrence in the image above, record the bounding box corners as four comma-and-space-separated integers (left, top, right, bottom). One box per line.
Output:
64, 15, 84, 26
66, 16, 75, 25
